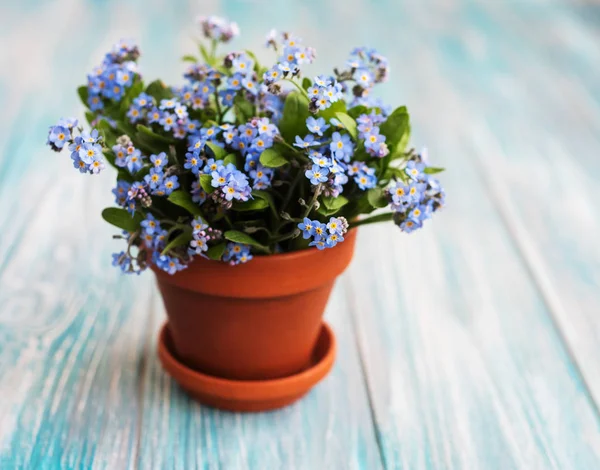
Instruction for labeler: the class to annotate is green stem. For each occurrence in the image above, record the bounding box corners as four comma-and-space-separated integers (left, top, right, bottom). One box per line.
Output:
270, 229, 300, 244
349, 212, 394, 228
282, 170, 304, 213
214, 91, 223, 122
303, 184, 322, 218
210, 39, 217, 62
277, 140, 309, 162
282, 78, 309, 98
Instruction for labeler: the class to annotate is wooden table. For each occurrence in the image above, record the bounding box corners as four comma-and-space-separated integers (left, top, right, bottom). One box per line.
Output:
1, 1, 599, 468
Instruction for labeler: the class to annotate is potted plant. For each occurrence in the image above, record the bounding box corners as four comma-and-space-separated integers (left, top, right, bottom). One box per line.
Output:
46, 16, 445, 412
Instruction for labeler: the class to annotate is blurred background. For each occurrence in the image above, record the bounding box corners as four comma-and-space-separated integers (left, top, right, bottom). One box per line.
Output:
1, 1, 600, 469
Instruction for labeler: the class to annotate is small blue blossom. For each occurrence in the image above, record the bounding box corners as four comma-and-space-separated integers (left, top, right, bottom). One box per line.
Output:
405, 161, 426, 181
184, 152, 203, 174
219, 89, 236, 106
325, 232, 344, 248
242, 77, 258, 95
313, 221, 326, 241
298, 218, 315, 239
223, 242, 253, 265
47, 124, 71, 150
232, 54, 254, 75
305, 164, 329, 185
141, 213, 161, 235
330, 132, 354, 161
326, 217, 345, 235
204, 158, 223, 174
144, 167, 164, 189
310, 153, 332, 168
294, 134, 319, 148
399, 219, 422, 233
154, 253, 188, 274
191, 217, 209, 234
79, 143, 103, 164
133, 92, 153, 109
147, 107, 162, 124
112, 180, 131, 207
354, 169, 377, 190
159, 112, 176, 131
150, 152, 168, 169
309, 240, 327, 250
126, 105, 143, 123
306, 117, 329, 136
125, 147, 144, 173
159, 98, 177, 110
159, 175, 180, 195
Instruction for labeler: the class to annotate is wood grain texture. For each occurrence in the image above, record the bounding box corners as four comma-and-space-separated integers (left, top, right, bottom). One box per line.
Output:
2, 0, 600, 468
345, 1, 600, 468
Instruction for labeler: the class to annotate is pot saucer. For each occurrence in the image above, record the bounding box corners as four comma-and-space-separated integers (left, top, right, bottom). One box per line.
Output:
157, 322, 336, 412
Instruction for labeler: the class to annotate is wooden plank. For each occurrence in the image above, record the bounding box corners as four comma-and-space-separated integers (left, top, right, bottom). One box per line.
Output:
0, 2, 155, 468
343, 1, 600, 468
428, 0, 600, 414
135, 287, 383, 470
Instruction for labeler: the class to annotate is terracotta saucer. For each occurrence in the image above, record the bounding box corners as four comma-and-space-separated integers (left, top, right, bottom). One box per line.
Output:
157, 322, 336, 412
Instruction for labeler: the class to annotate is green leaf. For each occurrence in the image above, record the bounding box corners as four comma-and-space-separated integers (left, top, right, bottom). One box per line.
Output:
206, 242, 226, 261
379, 106, 410, 155
145, 80, 171, 101
102, 150, 118, 169
317, 205, 343, 217
167, 190, 203, 216
424, 166, 445, 174
205, 141, 227, 159
223, 153, 238, 167
161, 230, 193, 255
97, 119, 116, 147
119, 80, 144, 115
322, 195, 349, 211
101, 208, 143, 232
182, 54, 198, 62
199, 174, 214, 193
136, 124, 174, 144
224, 230, 270, 252
77, 86, 89, 108
85, 111, 95, 126
252, 190, 278, 218
318, 99, 346, 121
278, 92, 310, 142
347, 105, 369, 119
367, 187, 388, 208
259, 148, 288, 168
302, 77, 312, 90
231, 199, 269, 211
116, 119, 137, 137
352, 212, 394, 227
334, 112, 358, 140
244, 49, 263, 73
233, 94, 255, 123
199, 44, 214, 65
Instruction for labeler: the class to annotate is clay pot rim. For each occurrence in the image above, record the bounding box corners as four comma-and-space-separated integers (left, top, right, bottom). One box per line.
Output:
158, 321, 336, 402
154, 227, 357, 268
152, 228, 357, 298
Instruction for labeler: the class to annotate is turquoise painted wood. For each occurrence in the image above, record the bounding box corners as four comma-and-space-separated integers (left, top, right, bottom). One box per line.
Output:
1, 0, 600, 468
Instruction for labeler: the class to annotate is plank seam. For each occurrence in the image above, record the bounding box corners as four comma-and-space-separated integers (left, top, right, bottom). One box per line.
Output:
132, 288, 157, 470
343, 277, 388, 470
469, 144, 600, 421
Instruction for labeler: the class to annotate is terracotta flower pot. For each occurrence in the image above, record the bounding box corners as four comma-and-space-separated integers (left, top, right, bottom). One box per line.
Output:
152, 229, 357, 384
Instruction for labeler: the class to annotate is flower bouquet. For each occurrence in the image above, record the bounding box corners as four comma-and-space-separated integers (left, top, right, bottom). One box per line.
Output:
46, 16, 445, 411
